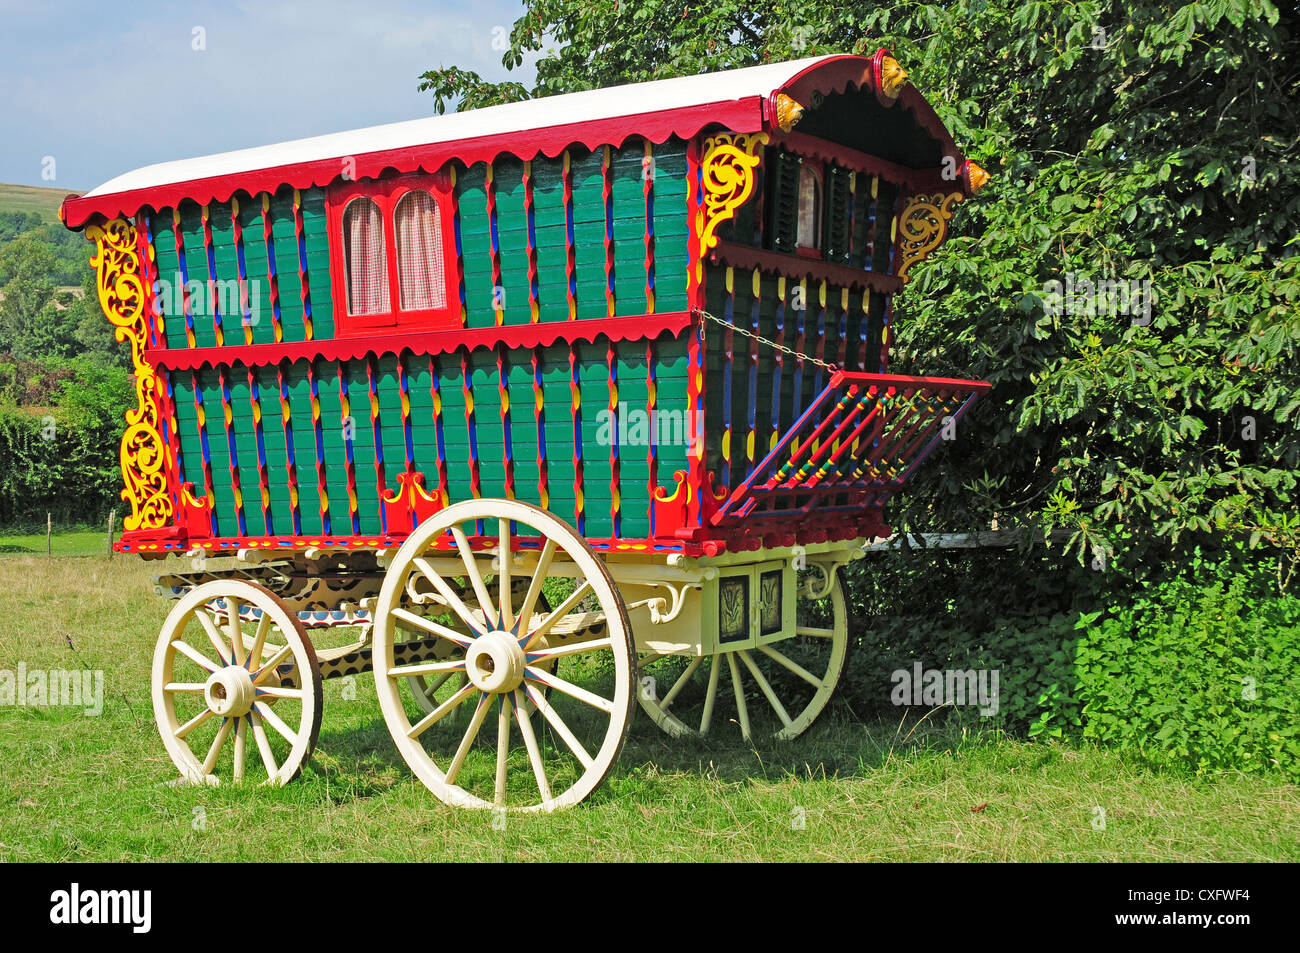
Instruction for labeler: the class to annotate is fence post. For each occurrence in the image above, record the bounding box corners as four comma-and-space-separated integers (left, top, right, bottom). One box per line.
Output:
107, 508, 117, 557
47, 512, 52, 557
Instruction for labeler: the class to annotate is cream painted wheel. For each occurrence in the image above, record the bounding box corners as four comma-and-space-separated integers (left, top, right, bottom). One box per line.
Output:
373, 499, 635, 811
152, 580, 323, 786
637, 568, 849, 741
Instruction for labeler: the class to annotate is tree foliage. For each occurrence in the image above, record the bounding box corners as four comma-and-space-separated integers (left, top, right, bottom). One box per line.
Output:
424, 0, 1300, 570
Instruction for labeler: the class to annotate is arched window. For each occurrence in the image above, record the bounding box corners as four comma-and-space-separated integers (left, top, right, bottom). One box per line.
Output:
394, 190, 446, 311
342, 197, 390, 316
796, 164, 822, 251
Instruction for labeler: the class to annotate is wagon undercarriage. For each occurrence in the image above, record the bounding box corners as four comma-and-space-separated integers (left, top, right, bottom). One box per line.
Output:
151, 498, 861, 809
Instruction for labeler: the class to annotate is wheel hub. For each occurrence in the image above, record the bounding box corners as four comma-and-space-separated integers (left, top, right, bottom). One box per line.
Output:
464, 632, 527, 694
204, 666, 257, 717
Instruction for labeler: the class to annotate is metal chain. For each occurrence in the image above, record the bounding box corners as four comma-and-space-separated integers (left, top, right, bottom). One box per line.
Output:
693, 308, 839, 373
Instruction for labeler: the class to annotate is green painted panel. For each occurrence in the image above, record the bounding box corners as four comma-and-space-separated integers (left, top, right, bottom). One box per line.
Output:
150, 214, 190, 350
268, 189, 306, 343
343, 361, 382, 535
237, 199, 277, 346
456, 165, 496, 329
283, 366, 324, 535
178, 204, 218, 349
300, 189, 334, 339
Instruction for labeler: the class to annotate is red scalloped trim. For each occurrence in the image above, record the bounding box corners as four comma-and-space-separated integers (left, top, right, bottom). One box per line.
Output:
707, 242, 903, 295
61, 102, 762, 229
146, 311, 693, 372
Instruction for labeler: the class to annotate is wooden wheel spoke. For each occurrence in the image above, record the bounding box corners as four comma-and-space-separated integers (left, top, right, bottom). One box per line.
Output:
494, 696, 511, 807
253, 700, 298, 748
498, 518, 513, 633
407, 681, 476, 739
525, 684, 593, 770
251, 643, 293, 684
391, 608, 475, 648
202, 717, 234, 774
389, 658, 466, 679
171, 639, 221, 673
658, 655, 703, 712
450, 526, 498, 629
444, 692, 492, 786
413, 558, 488, 636
795, 625, 835, 639
247, 613, 273, 671
226, 597, 245, 665
726, 653, 752, 741
233, 717, 248, 782
255, 685, 304, 700
175, 708, 214, 739
512, 691, 552, 804
757, 644, 824, 688
193, 608, 230, 665
738, 650, 792, 728
164, 682, 208, 694
700, 657, 721, 734
249, 711, 279, 778
516, 539, 556, 635
525, 667, 614, 714
523, 579, 593, 649
526, 636, 613, 662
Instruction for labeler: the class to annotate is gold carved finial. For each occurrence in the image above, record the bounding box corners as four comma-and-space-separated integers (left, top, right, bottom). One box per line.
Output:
895, 192, 963, 283
774, 93, 804, 133
968, 161, 990, 194
699, 132, 768, 254
880, 55, 910, 99
85, 217, 173, 532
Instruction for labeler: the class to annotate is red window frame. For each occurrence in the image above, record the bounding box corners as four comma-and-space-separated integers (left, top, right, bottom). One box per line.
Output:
326, 171, 460, 336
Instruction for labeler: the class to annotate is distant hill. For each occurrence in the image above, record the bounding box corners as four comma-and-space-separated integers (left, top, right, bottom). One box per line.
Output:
0, 182, 83, 222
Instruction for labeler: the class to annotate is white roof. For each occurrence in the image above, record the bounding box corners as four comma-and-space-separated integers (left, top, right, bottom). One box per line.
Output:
85, 56, 831, 198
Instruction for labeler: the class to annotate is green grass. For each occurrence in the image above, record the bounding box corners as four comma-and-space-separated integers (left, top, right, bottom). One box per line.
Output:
0, 529, 109, 557
0, 182, 81, 220
0, 553, 1296, 862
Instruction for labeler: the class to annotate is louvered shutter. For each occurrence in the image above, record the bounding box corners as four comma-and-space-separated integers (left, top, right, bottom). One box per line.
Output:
823, 165, 853, 264
764, 149, 801, 253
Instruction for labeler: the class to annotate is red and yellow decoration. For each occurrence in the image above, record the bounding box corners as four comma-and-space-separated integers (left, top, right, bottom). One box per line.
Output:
699, 132, 768, 253
86, 216, 174, 532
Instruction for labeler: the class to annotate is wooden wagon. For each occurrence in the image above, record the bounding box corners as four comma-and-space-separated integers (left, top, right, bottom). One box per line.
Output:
61, 51, 990, 810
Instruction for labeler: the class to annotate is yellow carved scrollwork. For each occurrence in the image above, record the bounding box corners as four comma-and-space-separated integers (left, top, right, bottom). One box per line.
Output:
86, 217, 173, 532
895, 192, 964, 283
700, 132, 768, 254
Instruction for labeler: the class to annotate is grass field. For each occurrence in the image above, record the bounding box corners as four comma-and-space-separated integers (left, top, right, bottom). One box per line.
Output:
0, 551, 1296, 862
0, 182, 82, 220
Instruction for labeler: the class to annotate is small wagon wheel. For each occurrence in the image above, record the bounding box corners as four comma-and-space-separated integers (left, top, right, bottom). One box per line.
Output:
152, 579, 323, 786
373, 499, 635, 811
637, 566, 849, 742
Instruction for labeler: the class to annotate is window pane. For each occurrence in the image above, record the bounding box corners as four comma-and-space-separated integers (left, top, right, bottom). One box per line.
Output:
797, 165, 821, 249
342, 197, 390, 316
395, 190, 447, 311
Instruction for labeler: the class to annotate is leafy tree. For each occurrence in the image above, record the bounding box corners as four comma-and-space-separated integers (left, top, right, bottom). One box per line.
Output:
424, 0, 1300, 572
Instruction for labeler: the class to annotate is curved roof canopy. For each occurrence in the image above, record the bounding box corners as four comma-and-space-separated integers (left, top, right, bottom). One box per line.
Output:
61, 53, 972, 228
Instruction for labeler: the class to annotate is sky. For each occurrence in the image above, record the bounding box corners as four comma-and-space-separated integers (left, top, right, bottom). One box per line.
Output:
0, 0, 538, 192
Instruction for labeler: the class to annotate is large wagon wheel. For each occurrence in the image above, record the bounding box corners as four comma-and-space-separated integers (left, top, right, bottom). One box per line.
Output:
373, 499, 635, 811
152, 580, 323, 785
637, 566, 848, 742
